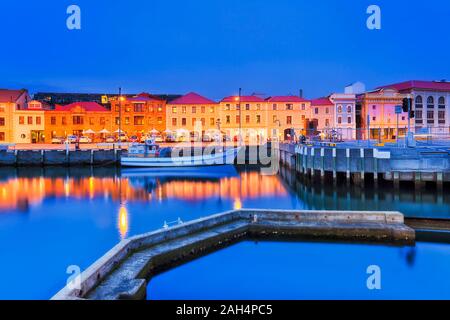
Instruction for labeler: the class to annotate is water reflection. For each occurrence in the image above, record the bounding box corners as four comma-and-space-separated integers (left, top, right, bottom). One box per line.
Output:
118, 204, 129, 239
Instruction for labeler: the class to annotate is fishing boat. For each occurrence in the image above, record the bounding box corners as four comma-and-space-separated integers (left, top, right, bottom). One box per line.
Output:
121, 139, 241, 167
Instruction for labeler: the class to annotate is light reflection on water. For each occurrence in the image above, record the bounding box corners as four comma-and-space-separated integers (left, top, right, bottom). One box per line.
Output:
0, 166, 448, 299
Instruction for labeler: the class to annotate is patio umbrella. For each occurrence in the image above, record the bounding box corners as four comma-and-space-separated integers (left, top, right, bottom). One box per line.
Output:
99, 129, 110, 134
114, 129, 125, 134
84, 129, 96, 134
163, 129, 172, 134
150, 129, 159, 134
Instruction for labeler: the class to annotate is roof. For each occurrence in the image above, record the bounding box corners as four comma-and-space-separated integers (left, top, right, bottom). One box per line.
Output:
378, 80, 450, 92
266, 96, 309, 103
170, 92, 216, 105
133, 92, 165, 102
0, 89, 27, 103
310, 97, 333, 106
221, 95, 265, 103
54, 102, 109, 112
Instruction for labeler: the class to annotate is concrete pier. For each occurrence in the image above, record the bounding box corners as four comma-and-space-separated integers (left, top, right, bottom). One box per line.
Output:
279, 143, 450, 186
52, 209, 414, 300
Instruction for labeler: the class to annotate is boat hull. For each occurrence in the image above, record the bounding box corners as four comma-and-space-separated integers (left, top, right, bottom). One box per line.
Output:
121, 147, 241, 167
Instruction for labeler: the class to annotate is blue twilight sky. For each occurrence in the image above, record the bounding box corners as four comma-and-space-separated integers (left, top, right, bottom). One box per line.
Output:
0, 0, 449, 99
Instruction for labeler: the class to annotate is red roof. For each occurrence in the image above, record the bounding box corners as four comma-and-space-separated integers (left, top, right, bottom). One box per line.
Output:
221, 95, 265, 103
378, 80, 450, 92
54, 102, 108, 112
310, 97, 333, 106
266, 96, 309, 103
170, 92, 216, 105
0, 89, 27, 103
132, 92, 164, 102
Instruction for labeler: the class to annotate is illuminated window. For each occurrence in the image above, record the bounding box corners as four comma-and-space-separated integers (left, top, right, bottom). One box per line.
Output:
134, 104, 144, 112
226, 116, 230, 124
125, 117, 130, 125
182, 106, 187, 113
19, 116, 24, 124
172, 107, 177, 113
134, 116, 144, 125
0, 132, 4, 141
286, 116, 292, 124
338, 105, 342, 113
209, 107, 214, 113
256, 115, 261, 124
286, 104, 293, 110
0, 117, 4, 126
210, 118, 215, 126
36, 117, 41, 125
157, 117, 162, 124
27, 116, 33, 125
73, 116, 83, 125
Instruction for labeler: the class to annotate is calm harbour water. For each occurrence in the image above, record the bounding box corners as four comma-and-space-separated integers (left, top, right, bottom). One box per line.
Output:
0, 165, 449, 300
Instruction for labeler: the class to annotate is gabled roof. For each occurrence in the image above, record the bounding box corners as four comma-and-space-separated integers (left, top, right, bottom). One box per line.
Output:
131, 92, 165, 102
310, 97, 333, 106
266, 96, 309, 103
0, 89, 28, 103
170, 92, 216, 105
221, 95, 265, 103
54, 102, 108, 112
378, 80, 450, 92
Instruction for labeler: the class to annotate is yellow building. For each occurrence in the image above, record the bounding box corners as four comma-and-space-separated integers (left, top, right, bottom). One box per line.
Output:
266, 96, 310, 139
219, 95, 269, 141
166, 92, 219, 137
0, 89, 42, 143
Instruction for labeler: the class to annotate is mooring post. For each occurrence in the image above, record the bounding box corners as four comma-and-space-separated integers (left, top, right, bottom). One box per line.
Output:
320, 148, 325, 183
311, 148, 315, 178
360, 148, 365, 186
332, 148, 337, 186
437, 172, 444, 192
393, 171, 400, 190
346, 148, 351, 186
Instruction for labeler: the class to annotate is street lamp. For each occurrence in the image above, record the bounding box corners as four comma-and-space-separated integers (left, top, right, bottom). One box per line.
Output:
234, 88, 242, 145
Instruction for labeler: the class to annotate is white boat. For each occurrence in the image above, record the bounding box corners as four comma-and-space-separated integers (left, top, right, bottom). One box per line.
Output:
121, 140, 241, 167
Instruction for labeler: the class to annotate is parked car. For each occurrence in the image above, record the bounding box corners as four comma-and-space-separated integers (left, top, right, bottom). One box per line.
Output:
105, 136, 116, 143
118, 133, 128, 142
51, 137, 65, 144
66, 135, 78, 144
79, 136, 92, 144
129, 135, 139, 143
165, 134, 176, 143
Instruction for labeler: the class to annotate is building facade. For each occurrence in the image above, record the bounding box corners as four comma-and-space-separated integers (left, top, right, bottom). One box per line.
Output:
265, 96, 310, 139
109, 93, 166, 138
44, 102, 112, 142
357, 88, 407, 140
329, 93, 357, 140
378, 80, 450, 135
166, 92, 219, 136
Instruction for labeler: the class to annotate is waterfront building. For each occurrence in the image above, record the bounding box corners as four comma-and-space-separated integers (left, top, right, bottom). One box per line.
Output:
109, 93, 167, 138
166, 92, 219, 137
44, 102, 112, 142
219, 95, 268, 141
329, 93, 357, 140
309, 97, 335, 134
0, 89, 45, 143
356, 88, 407, 140
265, 96, 310, 139
378, 80, 450, 134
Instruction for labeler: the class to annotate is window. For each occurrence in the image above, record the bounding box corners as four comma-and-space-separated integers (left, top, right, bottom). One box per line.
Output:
201, 106, 205, 113
438, 97, 445, 109
125, 105, 131, 112
236, 115, 240, 124
134, 116, 144, 125
36, 117, 41, 125
192, 118, 196, 126
73, 116, 83, 125
287, 116, 292, 125
172, 118, 177, 126
124, 117, 130, 125
438, 111, 445, 124
256, 115, 261, 124
347, 105, 352, 113
210, 118, 215, 126
286, 104, 293, 110
273, 115, 277, 123
0, 118, 4, 126
157, 107, 162, 112
115, 117, 120, 125
427, 110, 434, 124
272, 104, 277, 111
172, 107, 177, 113
19, 116, 24, 124
201, 118, 205, 126
51, 117, 56, 125
256, 104, 261, 111
192, 106, 197, 113
182, 118, 187, 126
225, 104, 230, 111
325, 119, 330, 127
348, 117, 352, 124
209, 107, 214, 113
337, 105, 342, 113
62, 117, 67, 125
157, 117, 162, 124
301, 104, 305, 110
337, 117, 342, 124
236, 104, 240, 111
325, 107, 329, 114
314, 108, 319, 115
182, 106, 187, 113
245, 115, 250, 124
427, 96, 434, 109
90, 117, 95, 125
115, 106, 120, 112
0, 132, 4, 141
301, 115, 305, 120
415, 95, 423, 109
372, 105, 376, 110
245, 104, 250, 111
100, 117, 106, 125
372, 116, 376, 121
226, 116, 230, 124
27, 117, 33, 125
134, 104, 144, 112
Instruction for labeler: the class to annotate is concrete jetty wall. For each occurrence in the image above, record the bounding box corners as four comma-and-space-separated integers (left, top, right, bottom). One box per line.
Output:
278, 143, 450, 187
52, 209, 414, 300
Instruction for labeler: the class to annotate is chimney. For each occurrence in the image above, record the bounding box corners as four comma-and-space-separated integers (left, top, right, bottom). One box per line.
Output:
299, 89, 303, 98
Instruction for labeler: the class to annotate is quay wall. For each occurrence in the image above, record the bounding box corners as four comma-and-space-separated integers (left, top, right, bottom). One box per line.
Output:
278, 143, 450, 185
